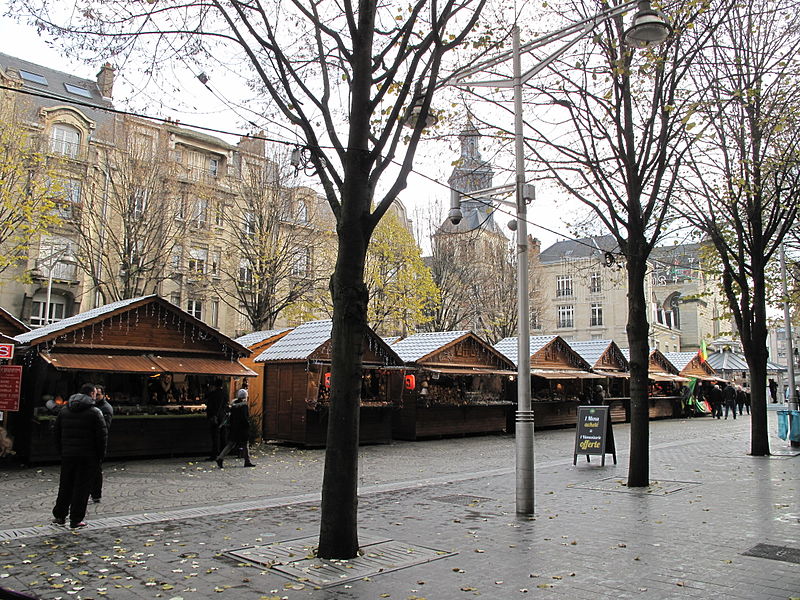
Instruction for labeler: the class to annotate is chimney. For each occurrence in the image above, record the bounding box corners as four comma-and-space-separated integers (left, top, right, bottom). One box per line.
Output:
96, 63, 115, 99
528, 236, 541, 256
238, 131, 266, 156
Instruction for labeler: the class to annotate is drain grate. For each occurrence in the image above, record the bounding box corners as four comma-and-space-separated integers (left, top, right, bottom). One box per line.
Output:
569, 477, 700, 496
225, 535, 456, 588
431, 494, 493, 506
742, 543, 800, 564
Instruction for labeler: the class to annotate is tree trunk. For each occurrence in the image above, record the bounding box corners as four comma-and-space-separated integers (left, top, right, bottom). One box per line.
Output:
317, 185, 370, 559
626, 248, 650, 487
745, 270, 771, 456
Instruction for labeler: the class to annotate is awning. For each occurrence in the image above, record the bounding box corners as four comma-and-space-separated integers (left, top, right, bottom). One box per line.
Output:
593, 369, 630, 378
43, 352, 162, 374
650, 372, 691, 382
423, 366, 517, 376
531, 369, 604, 379
151, 356, 256, 377
42, 352, 255, 377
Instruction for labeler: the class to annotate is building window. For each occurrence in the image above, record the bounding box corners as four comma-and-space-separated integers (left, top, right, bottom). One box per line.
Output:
188, 247, 207, 274
590, 303, 603, 327
191, 198, 208, 227
239, 259, 253, 284
210, 250, 221, 277
30, 292, 67, 327
589, 271, 602, 294
557, 305, 574, 329
38, 236, 77, 280
169, 292, 181, 306
556, 275, 573, 297
296, 201, 309, 223
132, 188, 148, 219
243, 210, 255, 237
209, 157, 219, 177
50, 124, 80, 158
187, 299, 202, 320
291, 247, 310, 277
210, 299, 220, 328
170, 245, 183, 272
214, 202, 225, 227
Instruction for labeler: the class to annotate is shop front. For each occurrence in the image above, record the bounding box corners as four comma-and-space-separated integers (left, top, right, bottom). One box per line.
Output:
11, 295, 254, 463
495, 335, 602, 430
570, 339, 630, 423
389, 331, 515, 440
642, 349, 687, 418
254, 320, 402, 446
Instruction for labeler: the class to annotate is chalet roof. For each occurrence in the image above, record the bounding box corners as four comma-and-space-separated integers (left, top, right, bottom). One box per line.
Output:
382, 336, 401, 345
0, 52, 115, 136
0, 306, 30, 336
569, 339, 615, 368
621, 348, 680, 375
663, 352, 699, 372
705, 350, 786, 373
234, 328, 292, 349
391, 330, 471, 363
254, 320, 332, 361
538, 234, 620, 265
492, 335, 559, 367
14, 295, 249, 356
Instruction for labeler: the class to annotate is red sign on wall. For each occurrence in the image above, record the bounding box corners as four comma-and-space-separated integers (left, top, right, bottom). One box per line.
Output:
0, 344, 13, 360
0, 366, 22, 412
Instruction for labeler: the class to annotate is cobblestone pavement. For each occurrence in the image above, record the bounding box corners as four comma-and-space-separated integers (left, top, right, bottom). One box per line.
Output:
0, 411, 797, 600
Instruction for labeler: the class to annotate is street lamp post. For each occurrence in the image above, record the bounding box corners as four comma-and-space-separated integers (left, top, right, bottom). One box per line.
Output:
447, 1, 669, 516
779, 239, 798, 411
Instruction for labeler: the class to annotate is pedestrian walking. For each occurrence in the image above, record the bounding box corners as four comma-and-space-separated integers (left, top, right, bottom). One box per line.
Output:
723, 383, 737, 420
709, 383, 723, 419
593, 384, 606, 405
769, 379, 778, 403
736, 385, 747, 416
52, 383, 107, 529
90, 385, 113, 504
204, 378, 227, 461
743, 385, 751, 415
216, 389, 255, 469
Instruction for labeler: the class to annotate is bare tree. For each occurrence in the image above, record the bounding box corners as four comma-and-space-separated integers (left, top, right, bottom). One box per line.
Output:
75, 120, 188, 302
677, 0, 800, 455
19, 0, 488, 557
509, 0, 730, 485
216, 145, 333, 331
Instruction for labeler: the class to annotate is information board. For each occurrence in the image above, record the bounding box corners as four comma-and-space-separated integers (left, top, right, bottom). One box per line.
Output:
573, 405, 616, 466
0, 365, 22, 412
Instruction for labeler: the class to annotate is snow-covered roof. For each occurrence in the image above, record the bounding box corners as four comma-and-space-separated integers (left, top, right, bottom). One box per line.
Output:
254, 320, 333, 362
234, 328, 292, 348
663, 352, 698, 372
569, 340, 614, 368
15, 295, 156, 345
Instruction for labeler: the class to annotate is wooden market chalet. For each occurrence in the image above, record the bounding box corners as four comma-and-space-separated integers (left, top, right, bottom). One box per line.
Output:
569, 339, 630, 423
388, 330, 516, 440
10, 295, 255, 462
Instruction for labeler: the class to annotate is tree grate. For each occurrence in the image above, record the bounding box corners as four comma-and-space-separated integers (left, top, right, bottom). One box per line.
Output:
430, 494, 493, 506
742, 543, 800, 564
224, 535, 456, 588
568, 477, 700, 496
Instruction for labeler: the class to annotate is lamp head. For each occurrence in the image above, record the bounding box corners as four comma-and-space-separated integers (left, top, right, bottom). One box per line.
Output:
448, 207, 463, 226
624, 0, 671, 49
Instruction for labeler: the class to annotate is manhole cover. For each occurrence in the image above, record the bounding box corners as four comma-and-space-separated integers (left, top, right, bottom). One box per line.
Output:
569, 477, 700, 496
225, 535, 455, 587
742, 543, 800, 564
431, 494, 493, 506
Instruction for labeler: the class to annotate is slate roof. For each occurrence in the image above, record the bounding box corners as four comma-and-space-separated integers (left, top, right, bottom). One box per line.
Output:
663, 352, 698, 372
705, 350, 787, 373
538, 234, 620, 265
493, 335, 559, 367
15, 296, 154, 345
0, 52, 116, 140
254, 320, 333, 362
234, 329, 292, 349
390, 330, 471, 363
568, 340, 615, 368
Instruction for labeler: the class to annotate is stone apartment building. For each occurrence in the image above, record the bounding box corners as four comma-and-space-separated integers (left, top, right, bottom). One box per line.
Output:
0, 52, 333, 337
536, 235, 723, 351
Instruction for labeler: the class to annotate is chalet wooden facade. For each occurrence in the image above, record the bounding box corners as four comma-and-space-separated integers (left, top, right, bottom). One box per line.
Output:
569, 339, 630, 423
254, 320, 403, 446
640, 349, 688, 419
11, 295, 254, 462
494, 335, 602, 429
389, 331, 516, 440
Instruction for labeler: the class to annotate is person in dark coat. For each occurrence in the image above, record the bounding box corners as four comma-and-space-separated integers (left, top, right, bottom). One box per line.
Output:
90, 385, 113, 503
52, 383, 107, 529
709, 383, 723, 419
216, 389, 255, 469
769, 379, 778, 404
723, 383, 737, 420
204, 378, 227, 461
736, 385, 747, 416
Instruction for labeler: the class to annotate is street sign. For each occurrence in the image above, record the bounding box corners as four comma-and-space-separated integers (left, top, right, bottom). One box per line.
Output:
0, 365, 22, 412
573, 405, 616, 466
0, 344, 13, 360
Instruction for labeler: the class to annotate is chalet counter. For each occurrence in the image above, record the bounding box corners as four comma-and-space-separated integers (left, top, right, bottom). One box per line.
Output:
392, 402, 512, 440
26, 413, 210, 464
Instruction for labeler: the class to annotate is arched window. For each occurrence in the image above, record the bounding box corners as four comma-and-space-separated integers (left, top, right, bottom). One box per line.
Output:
50, 123, 81, 158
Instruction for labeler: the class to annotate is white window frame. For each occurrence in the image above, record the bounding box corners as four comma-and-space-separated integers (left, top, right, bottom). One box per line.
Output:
589, 271, 602, 294
557, 305, 574, 329
188, 247, 207, 274
50, 124, 80, 158
187, 299, 202, 320
291, 247, 310, 277
556, 275, 573, 298
590, 303, 604, 327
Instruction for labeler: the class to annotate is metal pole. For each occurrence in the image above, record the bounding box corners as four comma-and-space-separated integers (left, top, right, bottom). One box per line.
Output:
779, 240, 798, 411
44, 263, 54, 327
513, 25, 535, 516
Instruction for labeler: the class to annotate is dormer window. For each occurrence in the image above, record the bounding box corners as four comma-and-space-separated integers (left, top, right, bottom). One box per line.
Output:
50, 124, 81, 158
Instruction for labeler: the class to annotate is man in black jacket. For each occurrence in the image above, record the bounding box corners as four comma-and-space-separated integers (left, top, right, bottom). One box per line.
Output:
204, 378, 227, 461
52, 383, 107, 529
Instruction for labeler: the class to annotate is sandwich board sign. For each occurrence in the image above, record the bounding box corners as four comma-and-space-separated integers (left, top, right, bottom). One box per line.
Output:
573, 405, 616, 466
